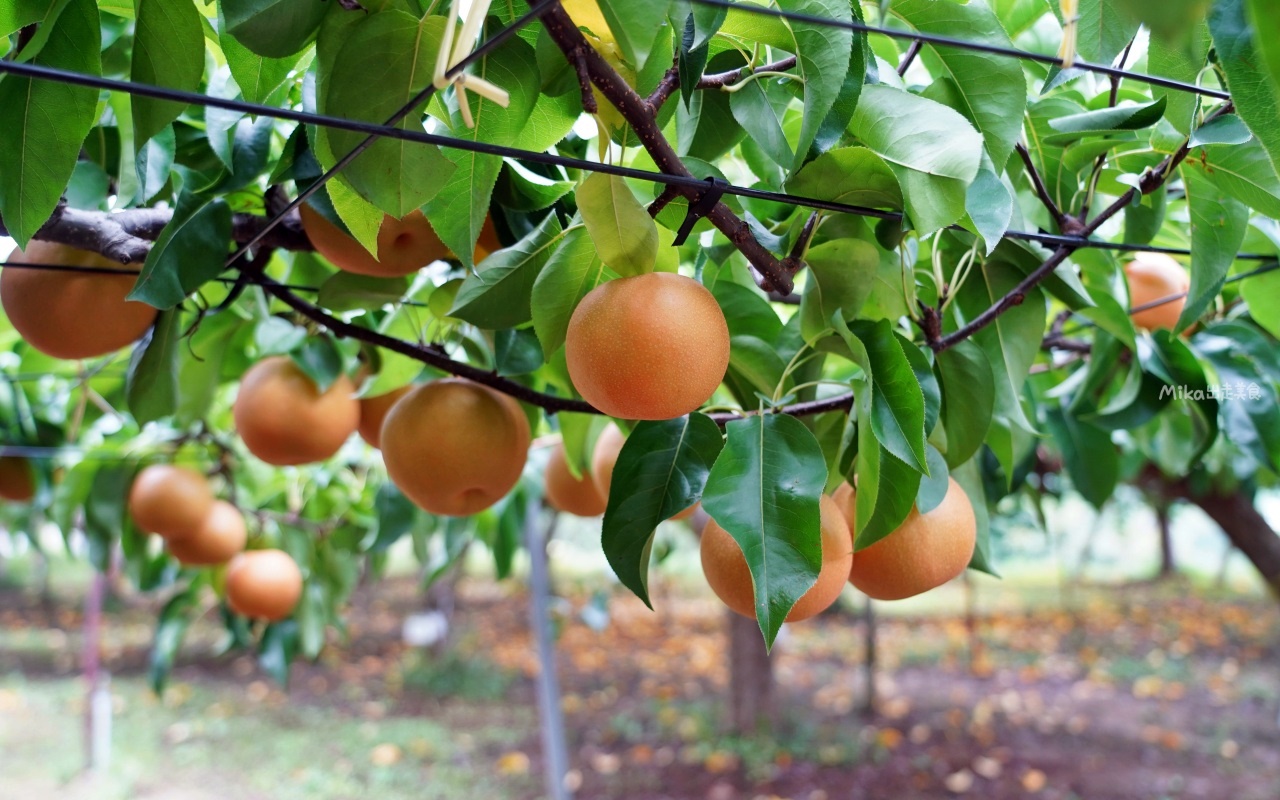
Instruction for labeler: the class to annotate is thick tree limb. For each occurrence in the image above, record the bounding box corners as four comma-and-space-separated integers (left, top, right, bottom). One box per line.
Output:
538, 4, 796, 294
2, 205, 313, 264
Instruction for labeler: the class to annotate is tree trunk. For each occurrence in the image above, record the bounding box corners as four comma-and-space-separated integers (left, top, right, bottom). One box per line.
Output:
727, 610, 773, 734
1184, 489, 1280, 597
1156, 502, 1177, 579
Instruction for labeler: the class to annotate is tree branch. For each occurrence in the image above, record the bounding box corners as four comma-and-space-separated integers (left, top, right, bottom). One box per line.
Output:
1015, 142, 1074, 233
539, 4, 797, 294
2, 205, 313, 264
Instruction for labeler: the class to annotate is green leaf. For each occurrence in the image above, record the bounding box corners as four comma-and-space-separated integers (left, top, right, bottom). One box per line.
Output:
597, 0, 672, 71
291, 336, 343, 393
321, 12, 455, 218
0, 0, 100, 248
1044, 402, 1118, 508
916, 445, 951, 514
578, 173, 660, 278
850, 85, 983, 183
317, 272, 409, 313
221, 22, 306, 106
1196, 333, 1280, 472
1076, 0, 1141, 65
890, 0, 1026, 167
422, 36, 541, 268
176, 311, 246, 426
84, 465, 129, 571
1178, 168, 1249, 332
964, 167, 1014, 254
1191, 139, 1280, 218
714, 281, 784, 342
0, 0, 58, 39
701, 414, 828, 648
134, 125, 175, 205
785, 146, 903, 210
1243, 267, 1280, 338
729, 69, 793, 167
852, 428, 921, 549
727, 335, 789, 399
777, 0, 854, 170
128, 194, 233, 309
955, 261, 1045, 440
222, 0, 328, 58
1190, 114, 1254, 148
601, 414, 723, 607
258, 620, 299, 685
798, 238, 880, 341
150, 585, 200, 693
1045, 97, 1168, 143
451, 213, 565, 329
950, 456, 995, 575
126, 310, 179, 426
843, 319, 928, 473
1147, 21, 1211, 135
369, 483, 423, 553
889, 163, 969, 236
1210, 0, 1280, 177
495, 328, 544, 376
1247, 0, 1280, 106
531, 226, 610, 358
131, 0, 205, 148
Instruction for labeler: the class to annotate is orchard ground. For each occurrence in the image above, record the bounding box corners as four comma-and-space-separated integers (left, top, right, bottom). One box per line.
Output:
1, 492, 1278, 800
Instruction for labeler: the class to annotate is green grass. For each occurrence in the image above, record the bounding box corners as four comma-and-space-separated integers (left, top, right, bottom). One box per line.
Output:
0, 673, 538, 800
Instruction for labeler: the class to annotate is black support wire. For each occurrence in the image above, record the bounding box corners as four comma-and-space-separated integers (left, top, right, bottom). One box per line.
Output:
686, 0, 1230, 101
0, 58, 1263, 266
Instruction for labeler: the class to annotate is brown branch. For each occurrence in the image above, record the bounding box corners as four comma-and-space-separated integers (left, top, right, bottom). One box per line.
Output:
648, 186, 679, 218
1015, 142, 1074, 233
541, 4, 795, 293
897, 40, 923, 77
2, 205, 312, 264
645, 59, 682, 113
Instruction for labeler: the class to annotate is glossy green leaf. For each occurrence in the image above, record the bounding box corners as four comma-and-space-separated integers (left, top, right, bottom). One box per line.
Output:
176, 311, 246, 426
578, 173, 659, 278
322, 12, 455, 218
786, 146, 903, 210
1190, 139, 1280, 217
222, 0, 328, 58
149, 585, 200, 693
1045, 97, 1167, 143
131, 0, 205, 147
850, 85, 982, 183
602, 414, 723, 607
0, 0, 100, 248
845, 319, 928, 473
890, 0, 1026, 166
531, 226, 610, 358
126, 310, 179, 426
597, 0, 672, 71
128, 194, 233, 309
1242, 267, 1280, 338
701, 414, 828, 647
422, 37, 541, 268
1044, 402, 1118, 508
1210, 0, 1280, 176
1075, 0, 1141, 65
1178, 168, 1249, 332
451, 213, 565, 329
777, 0, 854, 170
317, 272, 409, 313
798, 238, 880, 341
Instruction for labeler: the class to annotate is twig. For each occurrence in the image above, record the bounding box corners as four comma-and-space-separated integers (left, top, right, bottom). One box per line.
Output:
897, 40, 923, 77
1015, 142, 1074, 233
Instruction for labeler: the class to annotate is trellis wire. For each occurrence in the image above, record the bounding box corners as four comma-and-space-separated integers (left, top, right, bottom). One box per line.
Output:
0, 58, 1260, 268
686, 0, 1231, 100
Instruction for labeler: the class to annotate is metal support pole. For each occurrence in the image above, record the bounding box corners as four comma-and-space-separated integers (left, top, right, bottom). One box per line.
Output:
525, 506, 571, 800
